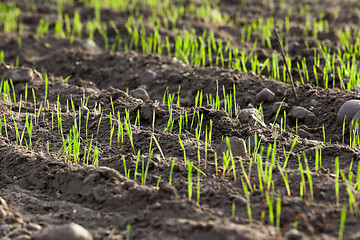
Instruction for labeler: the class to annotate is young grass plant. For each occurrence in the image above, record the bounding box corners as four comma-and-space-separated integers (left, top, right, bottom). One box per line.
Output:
124, 109, 135, 154
339, 204, 347, 240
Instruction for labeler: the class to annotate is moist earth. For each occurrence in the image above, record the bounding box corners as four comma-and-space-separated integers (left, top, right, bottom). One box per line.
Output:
1, 0, 360, 240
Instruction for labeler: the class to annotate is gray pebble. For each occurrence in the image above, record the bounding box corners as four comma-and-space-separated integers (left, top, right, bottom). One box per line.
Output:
80, 106, 90, 115
272, 102, 290, 114
3, 68, 34, 83
309, 99, 318, 107
240, 108, 266, 127
33, 223, 93, 240
284, 229, 305, 240
288, 106, 316, 124
353, 84, 360, 93
83, 39, 102, 52
129, 88, 150, 101
255, 88, 275, 102
0, 224, 10, 231
140, 70, 157, 85
233, 196, 247, 205
297, 129, 310, 139
167, 73, 181, 83
337, 100, 360, 125
216, 136, 247, 158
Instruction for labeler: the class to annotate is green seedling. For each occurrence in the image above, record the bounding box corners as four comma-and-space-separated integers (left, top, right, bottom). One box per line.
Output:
242, 179, 252, 223
225, 137, 237, 181
340, 171, 357, 216
141, 149, 153, 185
124, 109, 135, 154
304, 155, 314, 201
126, 223, 131, 240
122, 156, 130, 178
117, 112, 124, 149
169, 157, 175, 185
134, 150, 141, 183
152, 134, 165, 160
196, 171, 200, 203
178, 135, 187, 166
339, 204, 347, 240
156, 176, 162, 187
214, 152, 218, 178
276, 192, 281, 229
265, 192, 274, 226
187, 160, 193, 200
335, 156, 340, 207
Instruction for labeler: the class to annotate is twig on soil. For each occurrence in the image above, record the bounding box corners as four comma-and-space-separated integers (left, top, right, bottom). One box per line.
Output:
274, 28, 298, 99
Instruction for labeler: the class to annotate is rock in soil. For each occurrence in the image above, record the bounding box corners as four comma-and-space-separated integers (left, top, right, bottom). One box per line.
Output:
216, 136, 247, 158
33, 223, 93, 240
288, 106, 316, 124
255, 88, 275, 102
83, 39, 102, 52
129, 88, 150, 101
284, 229, 305, 240
309, 99, 319, 107
297, 129, 310, 139
240, 108, 266, 127
3, 68, 34, 83
80, 106, 90, 115
337, 100, 360, 125
140, 69, 157, 85
271, 101, 290, 114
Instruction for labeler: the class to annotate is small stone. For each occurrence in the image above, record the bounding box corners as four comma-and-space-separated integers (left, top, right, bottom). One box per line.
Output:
112, 90, 129, 101
3, 68, 34, 83
297, 129, 310, 139
288, 106, 316, 124
233, 196, 247, 205
216, 136, 247, 158
83, 39, 102, 52
138, 84, 147, 90
140, 70, 157, 85
26, 223, 42, 231
309, 99, 318, 107
240, 108, 266, 127
284, 229, 304, 240
33, 223, 92, 240
80, 106, 90, 115
129, 88, 150, 101
287, 41, 300, 53
255, 88, 275, 102
247, 103, 254, 108
159, 182, 177, 196
167, 73, 181, 83
353, 84, 360, 93
272, 102, 290, 114
0, 224, 10, 231
337, 100, 360, 125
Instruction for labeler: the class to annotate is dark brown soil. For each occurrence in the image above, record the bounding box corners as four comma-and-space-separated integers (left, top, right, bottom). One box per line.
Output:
2, 0, 360, 240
